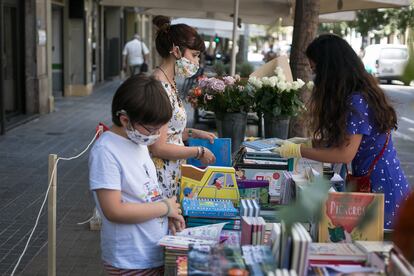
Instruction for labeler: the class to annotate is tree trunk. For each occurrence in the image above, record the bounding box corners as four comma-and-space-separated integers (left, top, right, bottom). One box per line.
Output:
289, 0, 320, 137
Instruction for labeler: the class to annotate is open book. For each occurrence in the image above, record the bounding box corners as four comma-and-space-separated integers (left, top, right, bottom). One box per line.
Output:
158, 223, 227, 249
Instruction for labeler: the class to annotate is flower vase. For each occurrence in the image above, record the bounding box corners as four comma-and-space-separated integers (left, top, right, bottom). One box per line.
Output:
263, 115, 290, 139
215, 112, 247, 153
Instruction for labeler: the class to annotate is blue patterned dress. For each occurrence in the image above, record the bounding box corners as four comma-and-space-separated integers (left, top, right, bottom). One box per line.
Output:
346, 93, 410, 229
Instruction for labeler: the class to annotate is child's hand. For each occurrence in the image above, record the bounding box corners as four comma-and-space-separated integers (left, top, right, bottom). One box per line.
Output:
168, 217, 186, 235
165, 196, 182, 219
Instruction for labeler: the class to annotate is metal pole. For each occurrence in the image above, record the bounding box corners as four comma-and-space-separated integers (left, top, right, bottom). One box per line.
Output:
48, 154, 57, 276
230, 0, 239, 76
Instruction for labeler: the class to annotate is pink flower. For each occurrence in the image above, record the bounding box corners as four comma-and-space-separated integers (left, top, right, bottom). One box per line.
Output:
198, 77, 209, 88
223, 76, 235, 85
209, 78, 226, 92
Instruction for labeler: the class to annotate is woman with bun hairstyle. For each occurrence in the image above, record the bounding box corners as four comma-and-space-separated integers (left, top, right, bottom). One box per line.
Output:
149, 15, 216, 200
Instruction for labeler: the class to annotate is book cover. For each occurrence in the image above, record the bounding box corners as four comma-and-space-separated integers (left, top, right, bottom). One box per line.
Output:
309, 243, 367, 261
241, 216, 253, 245
318, 192, 384, 243
187, 138, 232, 167
180, 165, 240, 204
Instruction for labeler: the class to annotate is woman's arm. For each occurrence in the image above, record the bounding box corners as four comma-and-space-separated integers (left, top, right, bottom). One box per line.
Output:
301, 134, 362, 164
149, 125, 216, 164
182, 128, 216, 143
149, 125, 199, 160
96, 189, 184, 224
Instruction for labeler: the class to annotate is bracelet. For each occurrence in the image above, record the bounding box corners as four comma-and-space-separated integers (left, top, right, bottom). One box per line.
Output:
161, 199, 171, 217
188, 128, 193, 138
195, 146, 201, 159
200, 146, 206, 158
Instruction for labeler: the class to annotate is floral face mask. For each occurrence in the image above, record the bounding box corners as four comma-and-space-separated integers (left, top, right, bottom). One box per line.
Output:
125, 123, 160, 146
173, 46, 199, 78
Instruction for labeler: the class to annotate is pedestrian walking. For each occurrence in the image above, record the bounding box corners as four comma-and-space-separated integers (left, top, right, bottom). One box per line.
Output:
89, 75, 185, 275
277, 34, 410, 230
149, 15, 216, 200
122, 34, 149, 76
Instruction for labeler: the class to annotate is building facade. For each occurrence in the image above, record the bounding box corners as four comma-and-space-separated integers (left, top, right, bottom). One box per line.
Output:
0, 0, 152, 135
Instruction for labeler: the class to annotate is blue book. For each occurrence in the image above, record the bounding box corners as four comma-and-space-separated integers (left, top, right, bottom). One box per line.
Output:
187, 138, 232, 167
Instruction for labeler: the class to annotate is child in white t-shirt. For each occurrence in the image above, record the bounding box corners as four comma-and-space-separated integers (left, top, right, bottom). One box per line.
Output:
89, 75, 185, 275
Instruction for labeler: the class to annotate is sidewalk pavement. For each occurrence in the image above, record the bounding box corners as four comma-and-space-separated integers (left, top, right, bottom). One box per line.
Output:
0, 81, 119, 275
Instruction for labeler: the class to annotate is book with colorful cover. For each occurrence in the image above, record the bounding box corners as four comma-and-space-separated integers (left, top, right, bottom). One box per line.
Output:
187, 138, 232, 167
318, 192, 384, 243
180, 165, 240, 205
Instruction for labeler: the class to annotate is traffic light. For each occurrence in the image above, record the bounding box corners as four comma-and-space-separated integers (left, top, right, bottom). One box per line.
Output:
214, 35, 220, 43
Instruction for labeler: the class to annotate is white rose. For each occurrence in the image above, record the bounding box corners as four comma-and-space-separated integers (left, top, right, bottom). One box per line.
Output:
262, 77, 272, 87
292, 81, 301, 90
285, 82, 293, 92
297, 78, 305, 88
248, 76, 257, 84
269, 76, 278, 87
277, 81, 287, 92
278, 74, 286, 82
307, 81, 314, 90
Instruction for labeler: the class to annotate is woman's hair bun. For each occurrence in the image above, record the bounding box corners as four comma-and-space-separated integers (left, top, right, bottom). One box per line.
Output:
153, 15, 171, 30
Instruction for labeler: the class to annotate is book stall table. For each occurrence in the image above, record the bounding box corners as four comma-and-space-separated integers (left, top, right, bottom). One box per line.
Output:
158, 139, 413, 275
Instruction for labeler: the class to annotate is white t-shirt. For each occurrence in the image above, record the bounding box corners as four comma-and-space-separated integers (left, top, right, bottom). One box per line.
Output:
122, 39, 150, 66
89, 131, 167, 269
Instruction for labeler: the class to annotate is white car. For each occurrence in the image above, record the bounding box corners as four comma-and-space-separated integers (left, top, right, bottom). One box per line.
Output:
362, 44, 409, 84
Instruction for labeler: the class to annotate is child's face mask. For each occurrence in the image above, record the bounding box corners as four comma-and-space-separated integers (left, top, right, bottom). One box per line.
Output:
125, 123, 160, 146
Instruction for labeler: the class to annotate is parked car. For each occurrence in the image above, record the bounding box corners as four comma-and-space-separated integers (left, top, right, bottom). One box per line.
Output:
362, 44, 409, 84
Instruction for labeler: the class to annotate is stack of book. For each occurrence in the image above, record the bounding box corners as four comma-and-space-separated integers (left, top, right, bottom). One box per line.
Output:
159, 223, 225, 274
164, 246, 189, 275
240, 198, 260, 217
176, 256, 188, 276
241, 216, 267, 245
268, 222, 312, 276
388, 247, 414, 276
279, 171, 294, 205
242, 245, 276, 274
182, 198, 239, 218
186, 217, 241, 231
188, 245, 248, 275
308, 243, 367, 266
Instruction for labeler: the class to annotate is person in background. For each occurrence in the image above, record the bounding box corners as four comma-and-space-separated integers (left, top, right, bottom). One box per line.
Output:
263, 44, 277, 63
149, 15, 216, 199
122, 34, 150, 76
277, 34, 410, 230
89, 75, 184, 275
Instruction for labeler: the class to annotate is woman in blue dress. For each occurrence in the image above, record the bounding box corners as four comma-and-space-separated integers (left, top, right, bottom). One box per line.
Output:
278, 34, 410, 229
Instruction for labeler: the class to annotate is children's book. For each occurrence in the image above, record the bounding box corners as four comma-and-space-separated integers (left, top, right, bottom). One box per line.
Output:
159, 223, 226, 249
318, 192, 384, 243
180, 165, 240, 204
187, 138, 232, 167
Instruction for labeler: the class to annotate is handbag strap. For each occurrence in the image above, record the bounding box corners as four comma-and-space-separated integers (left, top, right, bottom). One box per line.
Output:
346, 132, 390, 176
367, 132, 390, 175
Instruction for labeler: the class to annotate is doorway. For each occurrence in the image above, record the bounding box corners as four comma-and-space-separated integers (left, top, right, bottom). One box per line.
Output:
52, 5, 63, 97
0, 0, 24, 134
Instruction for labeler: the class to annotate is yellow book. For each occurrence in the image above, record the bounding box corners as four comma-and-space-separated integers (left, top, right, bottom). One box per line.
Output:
318, 192, 384, 242
180, 164, 240, 205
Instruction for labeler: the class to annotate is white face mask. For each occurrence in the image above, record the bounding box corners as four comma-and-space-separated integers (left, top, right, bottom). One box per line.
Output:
125, 123, 160, 146
175, 57, 199, 78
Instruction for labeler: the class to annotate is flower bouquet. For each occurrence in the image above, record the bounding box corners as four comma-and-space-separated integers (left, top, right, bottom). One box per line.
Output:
249, 66, 314, 138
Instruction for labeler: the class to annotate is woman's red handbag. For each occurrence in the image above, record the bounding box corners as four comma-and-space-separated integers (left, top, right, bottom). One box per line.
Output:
346, 132, 390, 193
